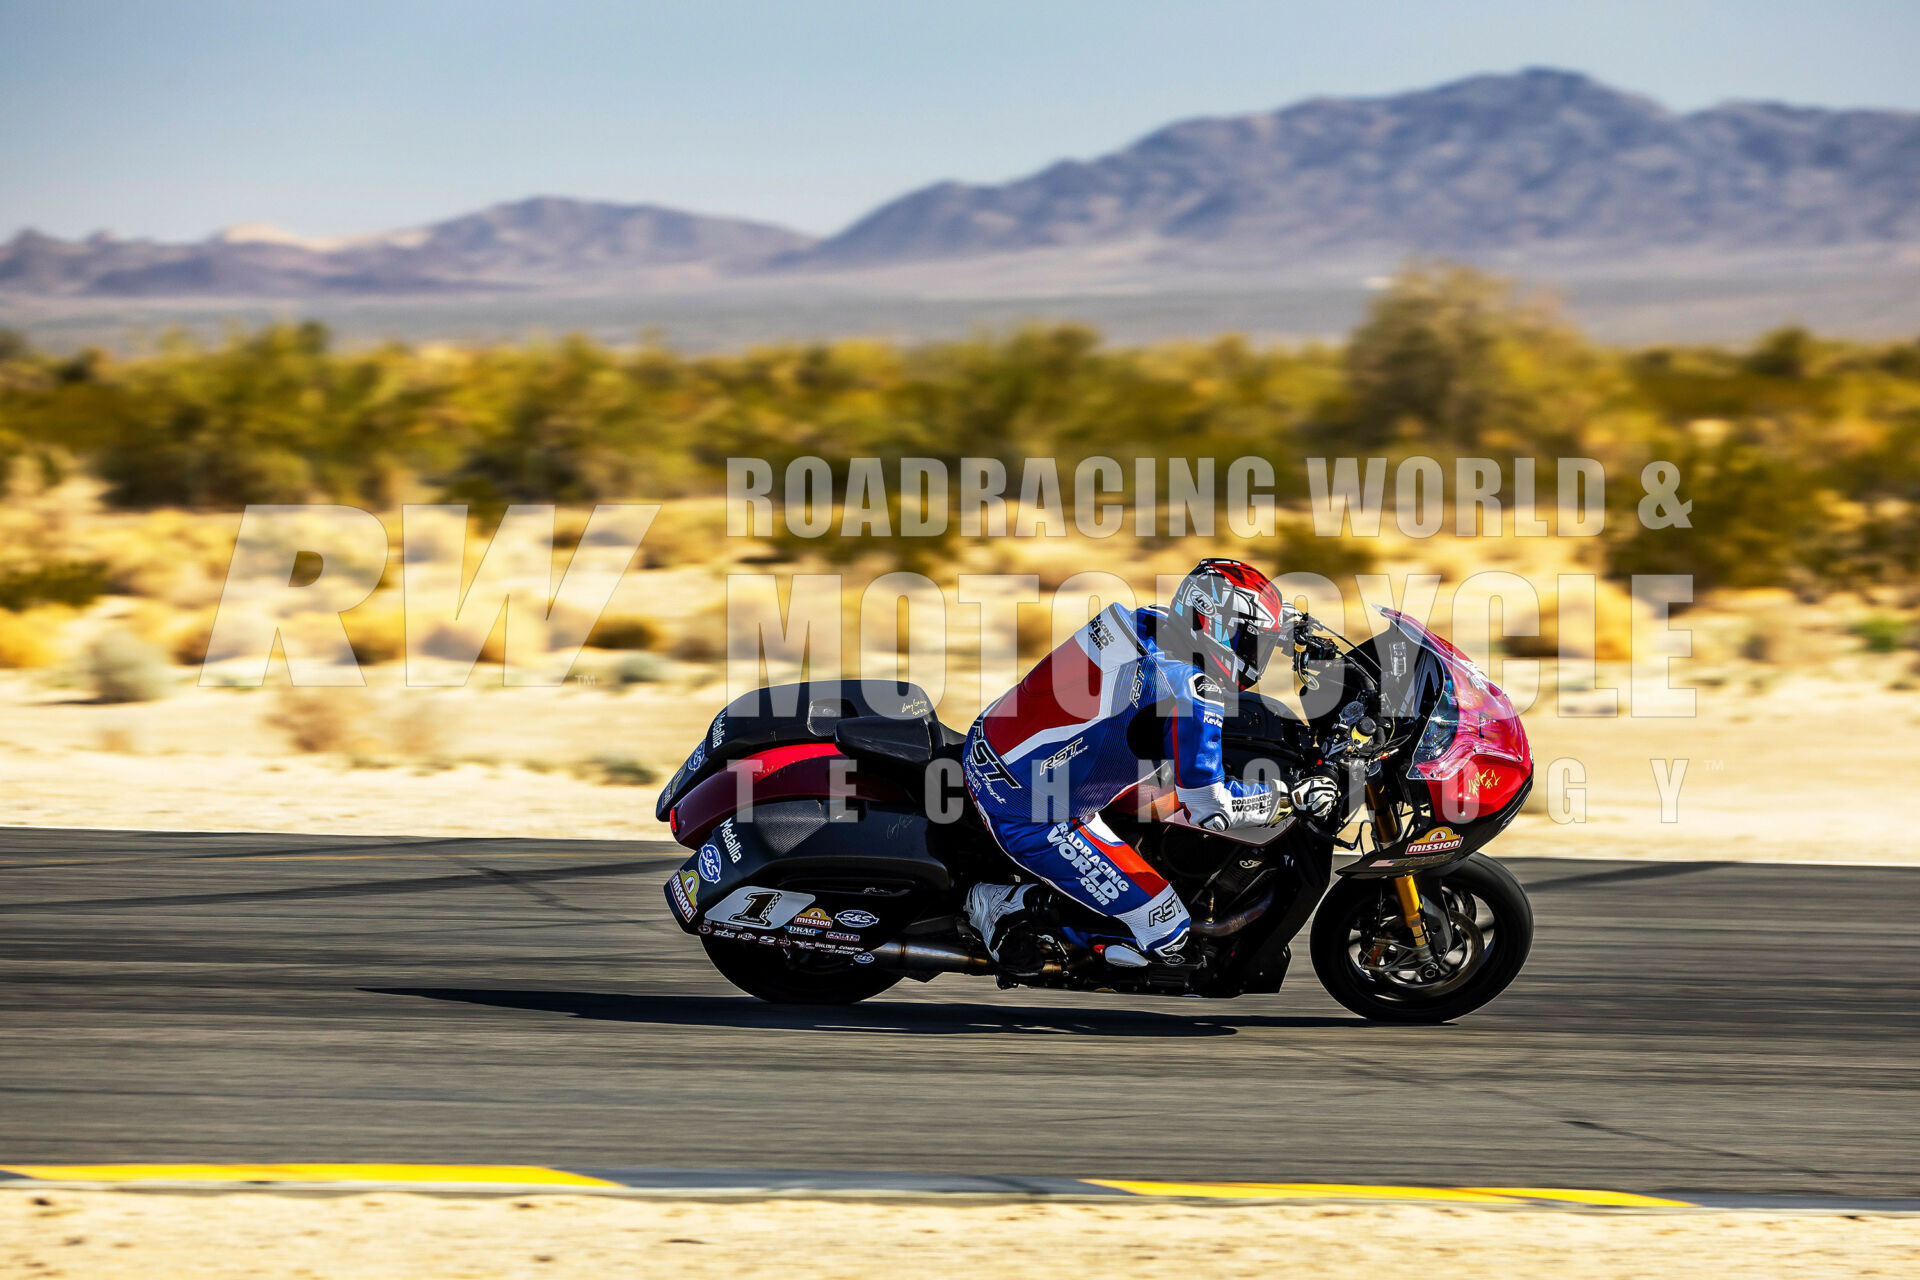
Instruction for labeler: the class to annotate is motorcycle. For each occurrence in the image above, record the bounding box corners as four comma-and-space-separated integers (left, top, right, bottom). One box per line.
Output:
656, 607, 1535, 1023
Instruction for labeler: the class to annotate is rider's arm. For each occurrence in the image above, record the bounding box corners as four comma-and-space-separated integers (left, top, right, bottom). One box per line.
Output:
1160, 669, 1282, 829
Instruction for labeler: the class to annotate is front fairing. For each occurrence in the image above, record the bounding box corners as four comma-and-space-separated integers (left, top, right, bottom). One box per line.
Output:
1377, 609, 1531, 820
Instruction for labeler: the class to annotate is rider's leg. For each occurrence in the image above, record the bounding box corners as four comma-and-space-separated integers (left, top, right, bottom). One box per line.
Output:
973, 811, 1191, 957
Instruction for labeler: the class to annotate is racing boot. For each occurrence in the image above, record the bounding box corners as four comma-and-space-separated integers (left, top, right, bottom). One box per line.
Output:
963, 883, 1052, 977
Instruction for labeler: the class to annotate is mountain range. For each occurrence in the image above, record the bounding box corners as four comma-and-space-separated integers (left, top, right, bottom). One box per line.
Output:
5, 68, 1918, 299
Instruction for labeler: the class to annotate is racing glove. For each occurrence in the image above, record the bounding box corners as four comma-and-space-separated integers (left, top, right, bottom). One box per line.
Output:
1179, 782, 1283, 831
1289, 772, 1340, 822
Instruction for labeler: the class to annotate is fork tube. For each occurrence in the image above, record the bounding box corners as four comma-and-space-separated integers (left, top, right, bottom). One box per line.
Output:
1393, 874, 1432, 952
1366, 781, 1402, 848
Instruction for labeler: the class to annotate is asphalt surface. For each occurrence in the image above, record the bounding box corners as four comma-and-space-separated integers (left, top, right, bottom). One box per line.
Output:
1, 827, 1916, 1200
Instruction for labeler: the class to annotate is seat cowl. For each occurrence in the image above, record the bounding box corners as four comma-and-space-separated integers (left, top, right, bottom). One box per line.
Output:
833, 715, 936, 767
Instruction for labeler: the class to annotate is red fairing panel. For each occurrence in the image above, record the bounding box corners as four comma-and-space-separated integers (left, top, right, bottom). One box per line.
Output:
1381, 611, 1533, 823
667, 743, 908, 848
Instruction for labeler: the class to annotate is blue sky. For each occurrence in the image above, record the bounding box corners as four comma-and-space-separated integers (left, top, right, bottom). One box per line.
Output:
3, 0, 1915, 242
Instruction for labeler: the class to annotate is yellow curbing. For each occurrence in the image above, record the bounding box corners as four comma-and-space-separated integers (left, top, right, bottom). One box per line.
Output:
0, 1164, 618, 1188
1086, 1180, 1696, 1207
1472, 1187, 1696, 1208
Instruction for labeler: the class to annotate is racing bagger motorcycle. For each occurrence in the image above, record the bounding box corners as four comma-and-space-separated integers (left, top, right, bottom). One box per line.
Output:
657, 608, 1535, 1023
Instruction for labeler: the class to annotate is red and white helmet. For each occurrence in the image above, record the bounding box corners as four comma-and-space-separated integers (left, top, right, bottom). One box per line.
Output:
1169, 558, 1290, 690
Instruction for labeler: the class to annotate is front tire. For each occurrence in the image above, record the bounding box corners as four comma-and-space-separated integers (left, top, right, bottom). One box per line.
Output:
700, 937, 903, 1005
1310, 854, 1532, 1023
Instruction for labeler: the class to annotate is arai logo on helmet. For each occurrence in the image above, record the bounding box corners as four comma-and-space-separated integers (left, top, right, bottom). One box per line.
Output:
697, 843, 723, 884
835, 908, 880, 929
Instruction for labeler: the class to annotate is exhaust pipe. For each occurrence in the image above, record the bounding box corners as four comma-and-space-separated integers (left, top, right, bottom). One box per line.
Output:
868, 938, 995, 973
1191, 889, 1275, 937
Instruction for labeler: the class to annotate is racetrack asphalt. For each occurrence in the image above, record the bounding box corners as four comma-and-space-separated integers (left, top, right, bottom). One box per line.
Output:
1, 827, 1915, 1201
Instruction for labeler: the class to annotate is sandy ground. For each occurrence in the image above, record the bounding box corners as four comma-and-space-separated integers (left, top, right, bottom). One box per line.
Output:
2, 1191, 1916, 1280
2, 657, 1918, 862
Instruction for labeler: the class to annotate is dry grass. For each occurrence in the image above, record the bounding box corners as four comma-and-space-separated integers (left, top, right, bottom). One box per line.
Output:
263, 686, 371, 754
0, 607, 70, 669
342, 594, 408, 665
84, 628, 170, 703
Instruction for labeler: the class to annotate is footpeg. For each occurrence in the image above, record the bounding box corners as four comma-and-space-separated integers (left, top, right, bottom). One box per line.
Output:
1099, 943, 1149, 969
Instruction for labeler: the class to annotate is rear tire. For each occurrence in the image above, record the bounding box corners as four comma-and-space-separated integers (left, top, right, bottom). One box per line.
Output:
701, 937, 903, 1005
1310, 853, 1532, 1023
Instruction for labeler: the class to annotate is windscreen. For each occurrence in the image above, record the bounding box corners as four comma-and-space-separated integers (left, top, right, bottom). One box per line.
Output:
1377, 610, 1531, 816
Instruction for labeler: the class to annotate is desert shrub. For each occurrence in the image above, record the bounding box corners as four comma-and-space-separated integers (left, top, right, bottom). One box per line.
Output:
586, 752, 660, 786
615, 652, 667, 684
85, 628, 170, 702
0, 560, 110, 610
1499, 579, 1635, 662
386, 697, 446, 757
1740, 628, 1781, 663
586, 613, 662, 651
1851, 614, 1911, 654
166, 607, 220, 666
1276, 525, 1378, 588
342, 596, 408, 665
668, 624, 723, 663
0, 608, 67, 669
415, 615, 513, 666
265, 687, 365, 753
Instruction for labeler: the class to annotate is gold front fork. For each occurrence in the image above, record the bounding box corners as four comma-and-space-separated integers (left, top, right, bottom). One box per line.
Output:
1393, 874, 1432, 952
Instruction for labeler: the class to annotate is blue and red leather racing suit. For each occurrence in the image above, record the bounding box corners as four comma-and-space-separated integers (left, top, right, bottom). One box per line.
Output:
961, 604, 1282, 955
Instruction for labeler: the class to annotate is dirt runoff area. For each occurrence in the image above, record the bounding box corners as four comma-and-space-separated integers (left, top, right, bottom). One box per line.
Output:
3, 1191, 1917, 1280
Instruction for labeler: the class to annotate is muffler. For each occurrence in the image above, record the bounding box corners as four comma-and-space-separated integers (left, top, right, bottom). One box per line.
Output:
867, 938, 995, 973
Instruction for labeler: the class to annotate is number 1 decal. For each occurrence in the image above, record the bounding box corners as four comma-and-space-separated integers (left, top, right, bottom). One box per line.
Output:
729, 890, 782, 927
706, 885, 812, 929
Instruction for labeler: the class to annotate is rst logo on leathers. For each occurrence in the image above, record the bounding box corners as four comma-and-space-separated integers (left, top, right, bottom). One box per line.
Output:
967, 737, 1021, 792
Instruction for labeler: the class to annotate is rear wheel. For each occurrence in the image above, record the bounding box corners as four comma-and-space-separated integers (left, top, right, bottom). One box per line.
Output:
700, 936, 903, 1005
1310, 854, 1532, 1023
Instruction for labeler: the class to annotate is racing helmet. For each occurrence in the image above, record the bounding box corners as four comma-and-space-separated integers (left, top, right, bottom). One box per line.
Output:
1169, 558, 1289, 690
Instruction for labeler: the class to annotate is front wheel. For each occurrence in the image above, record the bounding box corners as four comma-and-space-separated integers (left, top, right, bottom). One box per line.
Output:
1310, 854, 1532, 1023
700, 937, 903, 1005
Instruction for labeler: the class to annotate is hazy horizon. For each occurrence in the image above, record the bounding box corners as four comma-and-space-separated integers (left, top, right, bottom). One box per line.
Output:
4, 0, 1918, 244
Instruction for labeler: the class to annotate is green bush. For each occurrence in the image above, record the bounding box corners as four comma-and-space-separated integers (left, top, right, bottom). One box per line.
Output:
587, 614, 663, 651
1851, 614, 1911, 654
0, 560, 111, 611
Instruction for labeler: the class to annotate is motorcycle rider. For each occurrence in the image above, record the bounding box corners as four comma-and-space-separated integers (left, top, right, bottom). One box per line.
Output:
961, 558, 1341, 971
